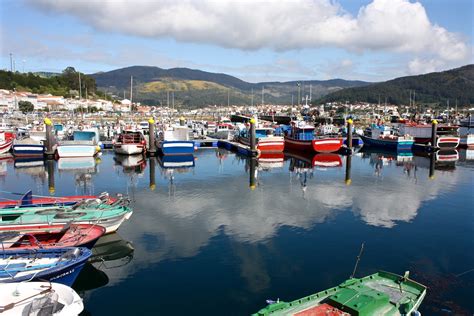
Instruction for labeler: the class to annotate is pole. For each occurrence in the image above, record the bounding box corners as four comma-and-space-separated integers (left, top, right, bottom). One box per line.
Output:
78, 73, 82, 100
9, 53, 13, 72
148, 117, 156, 156
429, 153, 436, 179
431, 119, 438, 150
249, 117, 257, 156
347, 118, 353, 150
44, 118, 55, 159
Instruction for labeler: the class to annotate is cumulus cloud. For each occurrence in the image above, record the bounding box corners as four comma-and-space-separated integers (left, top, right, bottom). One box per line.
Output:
29, 0, 469, 63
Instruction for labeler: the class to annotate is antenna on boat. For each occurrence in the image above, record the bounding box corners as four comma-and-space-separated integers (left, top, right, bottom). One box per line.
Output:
350, 242, 365, 279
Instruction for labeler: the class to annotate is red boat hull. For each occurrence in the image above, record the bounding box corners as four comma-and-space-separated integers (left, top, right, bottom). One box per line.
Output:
285, 137, 343, 153
0, 224, 106, 249
0, 195, 116, 209
312, 154, 343, 167
239, 137, 285, 152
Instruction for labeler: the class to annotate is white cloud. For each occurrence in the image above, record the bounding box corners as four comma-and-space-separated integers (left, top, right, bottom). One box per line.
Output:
408, 58, 444, 75
29, 0, 469, 63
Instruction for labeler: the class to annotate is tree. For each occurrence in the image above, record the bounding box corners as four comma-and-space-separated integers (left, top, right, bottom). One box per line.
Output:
18, 100, 34, 113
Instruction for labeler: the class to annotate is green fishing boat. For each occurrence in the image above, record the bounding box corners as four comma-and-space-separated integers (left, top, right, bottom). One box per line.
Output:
0, 197, 132, 234
253, 271, 426, 316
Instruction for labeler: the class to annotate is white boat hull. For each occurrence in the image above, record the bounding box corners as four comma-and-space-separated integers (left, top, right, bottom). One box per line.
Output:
114, 143, 144, 155
0, 282, 83, 316
57, 145, 97, 158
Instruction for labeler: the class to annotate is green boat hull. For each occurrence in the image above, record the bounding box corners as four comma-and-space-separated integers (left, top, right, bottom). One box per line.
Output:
253, 271, 426, 316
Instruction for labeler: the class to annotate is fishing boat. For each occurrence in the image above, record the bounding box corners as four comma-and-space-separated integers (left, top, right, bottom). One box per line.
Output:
253, 271, 426, 316
0, 247, 91, 286
208, 123, 234, 140
56, 128, 100, 158
360, 125, 414, 152
157, 125, 195, 155
284, 122, 342, 153
113, 130, 146, 155
0, 223, 106, 250
0, 196, 132, 234
459, 116, 474, 148
12, 137, 44, 158
0, 132, 14, 155
0, 282, 83, 315
399, 123, 460, 150
237, 124, 285, 153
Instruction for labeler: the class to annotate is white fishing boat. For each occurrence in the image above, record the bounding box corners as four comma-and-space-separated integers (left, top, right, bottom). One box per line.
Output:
113, 130, 146, 155
0, 282, 83, 315
0, 132, 14, 155
57, 128, 100, 158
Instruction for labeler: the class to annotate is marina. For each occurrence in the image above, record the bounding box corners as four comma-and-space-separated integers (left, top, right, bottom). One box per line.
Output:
0, 146, 472, 315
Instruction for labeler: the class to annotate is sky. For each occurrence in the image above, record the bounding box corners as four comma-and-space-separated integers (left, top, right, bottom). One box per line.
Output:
0, 0, 472, 83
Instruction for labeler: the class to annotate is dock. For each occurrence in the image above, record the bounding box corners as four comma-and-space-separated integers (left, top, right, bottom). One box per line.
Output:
217, 139, 257, 156
194, 137, 218, 148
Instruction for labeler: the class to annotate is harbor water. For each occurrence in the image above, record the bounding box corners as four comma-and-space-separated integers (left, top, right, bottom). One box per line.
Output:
0, 148, 473, 315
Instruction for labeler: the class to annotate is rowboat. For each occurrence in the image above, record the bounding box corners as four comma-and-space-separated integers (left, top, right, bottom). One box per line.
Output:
0, 191, 115, 209
0, 223, 106, 250
0, 196, 132, 234
0, 282, 83, 315
0, 247, 91, 286
254, 271, 426, 316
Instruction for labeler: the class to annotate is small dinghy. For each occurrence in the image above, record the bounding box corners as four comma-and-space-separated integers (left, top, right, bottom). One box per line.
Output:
0, 247, 91, 286
0, 223, 106, 250
0, 282, 83, 315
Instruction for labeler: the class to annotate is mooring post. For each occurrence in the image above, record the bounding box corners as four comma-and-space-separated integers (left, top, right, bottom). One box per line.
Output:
179, 116, 185, 126
148, 117, 156, 156
345, 155, 352, 185
44, 117, 55, 159
431, 119, 438, 150
249, 117, 257, 156
149, 157, 156, 190
347, 118, 353, 151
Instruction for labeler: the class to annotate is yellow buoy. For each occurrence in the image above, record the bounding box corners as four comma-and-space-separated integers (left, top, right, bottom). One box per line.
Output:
249, 118, 256, 124
49, 186, 55, 194
44, 118, 52, 126
347, 118, 353, 124
148, 117, 155, 124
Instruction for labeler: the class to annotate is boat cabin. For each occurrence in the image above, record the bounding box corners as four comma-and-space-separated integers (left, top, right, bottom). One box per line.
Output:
288, 125, 315, 140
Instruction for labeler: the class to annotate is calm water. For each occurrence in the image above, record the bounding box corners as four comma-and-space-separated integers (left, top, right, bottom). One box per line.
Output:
1, 148, 473, 315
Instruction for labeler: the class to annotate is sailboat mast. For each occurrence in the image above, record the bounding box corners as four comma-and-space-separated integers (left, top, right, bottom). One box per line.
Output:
130, 76, 133, 104
261, 86, 264, 105
78, 72, 82, 99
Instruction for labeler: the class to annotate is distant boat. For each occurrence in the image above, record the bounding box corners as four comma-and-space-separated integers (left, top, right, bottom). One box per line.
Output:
399, 123, 460, 150
156, 125, 195, 155
459, 116, 474, 148
0, 247, 91, 286
0, 131, 14, 155
284, 122, 342, 153
113, 130, 146, 155
12, 137, 44, 158
360, 125, 414, 152
253, 271, 426, 316
0, 282, 84, 315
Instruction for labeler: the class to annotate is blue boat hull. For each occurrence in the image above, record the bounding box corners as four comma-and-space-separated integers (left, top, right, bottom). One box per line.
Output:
360, 135, 413, 151
158, 141, 195, 155
12, 144, 45, 157
0, 247, 91, 286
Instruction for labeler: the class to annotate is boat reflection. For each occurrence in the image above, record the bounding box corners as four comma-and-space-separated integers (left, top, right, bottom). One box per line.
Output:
57, 157, 99, 173
157, 155, 195, 197
72, 262, 109, 292
257, 152, 284, 170
90, 232, 134, 269
359, 147, 415, 177
113, 154, 147, 174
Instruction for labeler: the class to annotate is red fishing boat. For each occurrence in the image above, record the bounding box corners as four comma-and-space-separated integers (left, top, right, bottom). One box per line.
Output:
0, 191, 116, 209
284, 122, 342, 153
237, 126, 284, 152
0, 223, 106, 249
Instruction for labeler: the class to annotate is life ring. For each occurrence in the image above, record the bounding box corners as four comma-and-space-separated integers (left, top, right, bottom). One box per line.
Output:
54, 212, 87, 219
35, 208, 65, 215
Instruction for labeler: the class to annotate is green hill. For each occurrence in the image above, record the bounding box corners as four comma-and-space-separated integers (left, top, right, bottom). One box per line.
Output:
91, 65, 370, 107
318, 64, 474, 106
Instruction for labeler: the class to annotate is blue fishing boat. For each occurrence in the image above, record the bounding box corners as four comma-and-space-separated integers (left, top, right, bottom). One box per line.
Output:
0, 247, 91, 286
360, 125, 414, 152
157, 125, 194, 155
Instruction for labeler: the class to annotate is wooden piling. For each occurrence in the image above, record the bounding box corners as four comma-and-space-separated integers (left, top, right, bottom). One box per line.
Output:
149, 157, 156, 190
431, 119, 438, 150
44, 118, 55, 159
429, 153, 436, 179
249, 118, 257, 157
249, 158, 257, 190
345, 155, 352, 185
148, 117, 157, 156
346, 118, 353, 151
46, 160, 55, 195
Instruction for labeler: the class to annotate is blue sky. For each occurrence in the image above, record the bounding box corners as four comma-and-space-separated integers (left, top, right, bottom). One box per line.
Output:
0, 0, 472, 83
